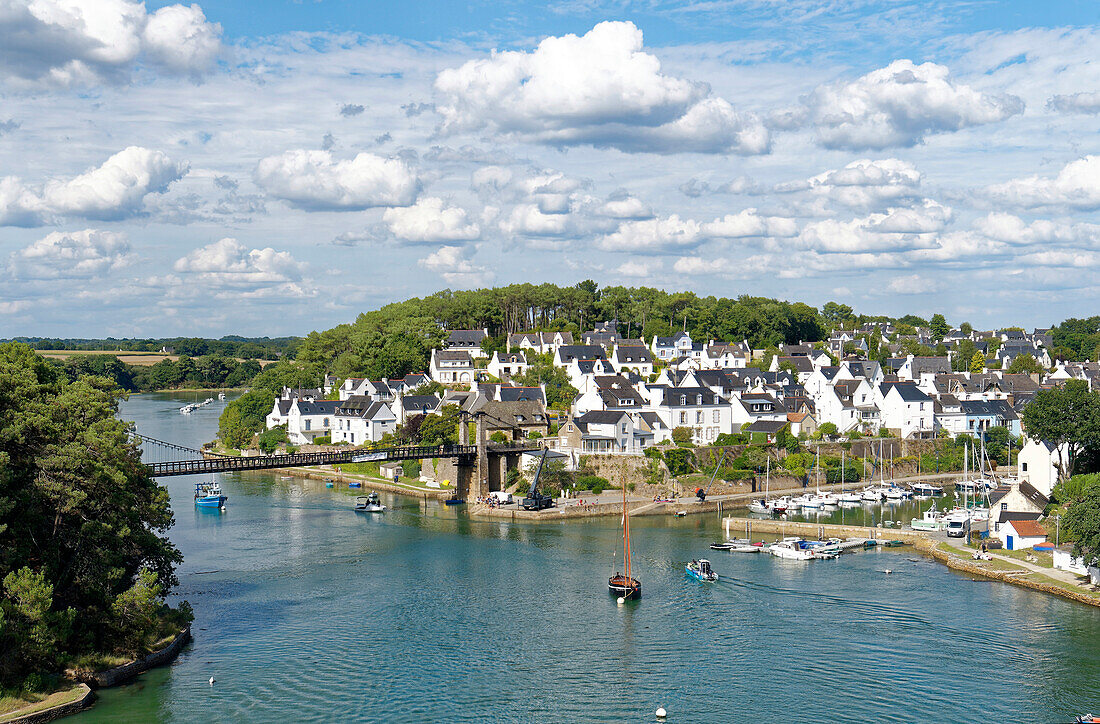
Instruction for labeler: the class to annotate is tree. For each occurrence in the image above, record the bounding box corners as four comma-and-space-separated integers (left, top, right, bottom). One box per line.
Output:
960, 322, 973, 336
218, 390, 271, 446
818, 422, 838, 438
513, 353, 577, 410
257, 426, 288, 454
930, 313, 949, 342
970, 351, 986, 374
671, 427, 694, 446
0, 343, 186, 687
1021, 380, 1100, 483
1007, 354, 1043, 375
1064, 485, 1100, 566
418, 405, 461, 445
821, 302, 853, 329
662, 447, 695, 476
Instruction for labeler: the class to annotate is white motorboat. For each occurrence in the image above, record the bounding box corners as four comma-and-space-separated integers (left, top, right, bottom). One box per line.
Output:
777, 495, 802, 512
355, 492, 386, 513
911, 482, 944, 496
749, 499, 771, 514
799, 494, 823, 509
835, 491, 862, 505
911, 506, 946, 531
768, 539, 815, 560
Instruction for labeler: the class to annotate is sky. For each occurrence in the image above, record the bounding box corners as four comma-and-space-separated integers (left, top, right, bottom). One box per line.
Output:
1, 1, 1099, 338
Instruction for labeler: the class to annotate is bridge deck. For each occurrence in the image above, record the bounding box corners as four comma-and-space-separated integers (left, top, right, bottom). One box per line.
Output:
146, 442, 542, 477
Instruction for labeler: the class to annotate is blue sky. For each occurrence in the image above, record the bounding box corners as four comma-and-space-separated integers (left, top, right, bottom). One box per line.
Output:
1, 0, 1099, 338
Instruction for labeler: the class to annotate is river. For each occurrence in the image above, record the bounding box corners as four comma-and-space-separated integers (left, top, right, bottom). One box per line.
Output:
75, 391, 1100, 723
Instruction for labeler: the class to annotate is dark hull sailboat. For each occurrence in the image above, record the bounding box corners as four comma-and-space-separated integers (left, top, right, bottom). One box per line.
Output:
609, 479, 641, 599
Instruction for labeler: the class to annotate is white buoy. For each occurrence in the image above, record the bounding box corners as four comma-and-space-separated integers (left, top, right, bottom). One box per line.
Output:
209, 676, 215, 685
656, 706, 667, 718
617, 596, 625, 605
884, 569, 893, 575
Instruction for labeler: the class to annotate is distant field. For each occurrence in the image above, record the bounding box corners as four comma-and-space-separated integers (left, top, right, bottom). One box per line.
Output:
37, 350, 278, 367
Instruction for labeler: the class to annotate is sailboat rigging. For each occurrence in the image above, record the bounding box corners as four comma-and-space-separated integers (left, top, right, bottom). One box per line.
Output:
608, 480, 641, 600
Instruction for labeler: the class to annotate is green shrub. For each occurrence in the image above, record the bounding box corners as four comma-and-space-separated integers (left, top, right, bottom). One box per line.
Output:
312, 435, 331, 445
663, 447, 696, 476
576, 474, 611, 493
257, 425, 288, 454
489, 431, 508, 443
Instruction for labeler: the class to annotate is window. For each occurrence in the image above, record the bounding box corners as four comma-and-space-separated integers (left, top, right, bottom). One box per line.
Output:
680, 395, 686, 405
1021, 462, 1028, 471
696, 394, 702, 405
1001, 502, 1008, 510
324, 418, 329, 427
713, 410, 720, 423
305, 419, 311, 430
680, 412, 687, 424
696, 411, 704, 424
621, 424, 627, 434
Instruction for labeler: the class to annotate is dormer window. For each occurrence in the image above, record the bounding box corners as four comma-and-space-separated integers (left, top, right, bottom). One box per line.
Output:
696, 394, 702, 405
680, 395, 686, 405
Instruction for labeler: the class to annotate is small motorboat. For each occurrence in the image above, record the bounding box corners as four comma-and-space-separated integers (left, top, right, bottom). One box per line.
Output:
194, 482, 227, 509
768, 538, 815, 560
355, 492, 385, 513
710, 538, 751, 550
1075, 714, 1100, 723
686, 559, 718, 582
218, 392, 226, 400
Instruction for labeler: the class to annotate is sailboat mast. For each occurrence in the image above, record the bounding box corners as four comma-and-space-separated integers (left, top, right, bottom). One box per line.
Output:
623, 481, 632, 580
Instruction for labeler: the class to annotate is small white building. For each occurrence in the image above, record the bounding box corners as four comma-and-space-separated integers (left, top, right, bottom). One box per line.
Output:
430, 348, 476, 384
997, 518, 1047, 551
612, 345, 654, 377
1017, 438, 1069, 498
876, 382, 934, 438
487, 351, 528, 380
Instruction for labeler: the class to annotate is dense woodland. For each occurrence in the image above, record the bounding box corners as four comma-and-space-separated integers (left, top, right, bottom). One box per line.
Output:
0, 343, 190, 690
8, 336, 300, 359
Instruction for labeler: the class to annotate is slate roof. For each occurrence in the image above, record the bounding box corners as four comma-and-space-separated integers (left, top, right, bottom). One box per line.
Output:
663, 387, 728, 406
960, 399, 1018, 419
745, 419, 789, 433
446, 329, 488, 345
576, 410, 629, 425
401, 395, 440, 414
614, 346, 654, 364
498, 386, 545, 403
435, 350, 474, 362
881, 381, 931, 402
294, 400, 340, 416
558, 344, 607, 361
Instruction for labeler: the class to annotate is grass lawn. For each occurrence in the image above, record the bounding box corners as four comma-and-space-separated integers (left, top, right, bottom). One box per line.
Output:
0, 682, 86, 720
1023, 573, 1100, 599
996, 547, 1054, 568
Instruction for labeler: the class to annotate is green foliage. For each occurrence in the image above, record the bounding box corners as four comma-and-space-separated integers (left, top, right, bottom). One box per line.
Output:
417, 405, 462, 445
662, 447, 696, 476
1021, 380, 1100, 482
1052, 473, 1100, 505
513, 353, 577, 410
930, 313, 949, 342
714, 432, 746, 446
0, 343, 185, 687
825, 466, 861, 484
818, 422, 838, 437
489, 431, 508, 443
1007, 354, 1043, 374
312, 435, 331, 445
1064, 485, 1100, 566
1051, 317, 1100, 362
219, 390, 270, 447
671, 426, 694, 446
257, 426, 288, 454
576, 474, 611, 494
401, 459, 421, 478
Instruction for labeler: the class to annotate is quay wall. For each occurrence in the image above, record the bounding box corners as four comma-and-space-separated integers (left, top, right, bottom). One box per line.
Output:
70, 627, 191, 689
1, 686, 95, 724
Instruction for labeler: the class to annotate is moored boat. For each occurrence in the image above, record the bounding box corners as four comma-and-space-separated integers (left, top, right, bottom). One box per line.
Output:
194, 481, 227, 509
686, 558, 719, 582
767, 538, 815, 560
355, 492, 385, 512
609, 476, 641, 600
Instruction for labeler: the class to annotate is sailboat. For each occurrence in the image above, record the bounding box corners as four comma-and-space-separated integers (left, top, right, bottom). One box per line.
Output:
749, 458, 785, 514
608, 481, 641, 600
836, 451, 861, 505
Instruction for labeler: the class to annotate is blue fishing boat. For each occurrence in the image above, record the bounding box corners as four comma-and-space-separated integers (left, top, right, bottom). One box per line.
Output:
194, 481, 227, 509
349, 482, 362, 489
686, 559, 718, 582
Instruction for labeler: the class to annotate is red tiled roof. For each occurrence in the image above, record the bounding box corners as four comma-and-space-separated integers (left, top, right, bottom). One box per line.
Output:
1009, 520, 1047, 538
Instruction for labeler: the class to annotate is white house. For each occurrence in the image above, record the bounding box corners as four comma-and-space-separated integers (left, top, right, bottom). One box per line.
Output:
444, 329, 489, 358
487, 351, 528, 380
1017, 438, 1069, 498
285, 399, 340, 444
876, 382, 934, 438
266, 398, 292, 429
612, 345, 654, 377
653, 386, 733, 445
559, 410, 648, 454
393, 394, 440, 424
564, 357, 617, 388
553, 344, 607, 367
651, 331, 694, 361
507, 331, 574, 355
996, 518, 1048, 551
332, 396, 397, 444
430, 348, 476, 384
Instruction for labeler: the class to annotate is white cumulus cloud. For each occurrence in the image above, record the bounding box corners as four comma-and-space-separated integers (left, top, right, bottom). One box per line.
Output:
254, 150, 420, 211
778, 158, 922, 209
174, 237, 305, 286
599, 214, 701, 252
0, 146, 187, 226
383, 197, 480, 243
417, 245, 493, 286
986, 156, 1100, 210
434, 21, 768, 155
499, 204, 576, 238
0, 0, 222, 85
9, 228, 132, 278
702, 209, 798, 239
801, 59, 1023, 150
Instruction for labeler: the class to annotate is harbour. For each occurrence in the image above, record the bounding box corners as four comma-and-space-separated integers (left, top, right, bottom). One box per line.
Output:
65, 391, 1100, 722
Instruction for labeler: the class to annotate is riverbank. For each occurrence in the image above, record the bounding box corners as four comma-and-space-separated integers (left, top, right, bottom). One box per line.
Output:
0, 685, 94, 724
720, 516, 1100, 609
267, 465, 452, 500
